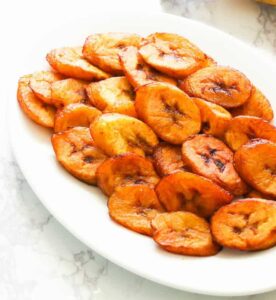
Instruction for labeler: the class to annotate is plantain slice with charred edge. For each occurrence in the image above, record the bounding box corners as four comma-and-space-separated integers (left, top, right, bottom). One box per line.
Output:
181, 66, 252, 108
52, 127, 107, 184
135, 82, 201, 145
90, 113, 159, 157
47, 47, 110, 80
119, 46, 176, 88
86, 76, 137, 117
151, 211, 221, 256
225, 116, 276, 151
182, 134, 248, 196
17, 74, 56, 128
96, 153, 159, 196
230, 87, 274, 122
83, 33, 142, 75
108, 185, 164, 236
54, 103, 101, 132
193, 97, 232, 138
234, 139, 276, 198
155, 171, 233, 218
139, 33, 214, 78
153, 143, 186, 177
211, 199, 276, 251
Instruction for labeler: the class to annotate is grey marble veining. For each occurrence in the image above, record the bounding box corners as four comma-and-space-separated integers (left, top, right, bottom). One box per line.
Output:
1, 0, 276, 299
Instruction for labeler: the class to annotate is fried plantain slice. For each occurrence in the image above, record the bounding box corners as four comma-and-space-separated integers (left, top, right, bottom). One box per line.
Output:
96, 153, 159, 196
108, 185, 164, 236
153, 143, 185, 176
193, 97, 232, 138
246, 190, 276, 200
119, 46, 177, 88
54, 103, 101, 132
29, 71, 64, 104
211, 199, 276, 251
225, 116, 276, 151
182, 135, 248, 196
151, 211, 220, 256
155, 171, 233, 218
181, 66, 252, 108
17, 75, 56, 128
51, 78, 88, 107
86, 77, 136, 117
135, 82, 201, 144
139, 33, 214, 78
52, 127, 107, 184
234, 139, 276, 198
230, 87, 274, 122
46, 47, 110, 80
83, 33, 142, 75
90, 113, 159, 156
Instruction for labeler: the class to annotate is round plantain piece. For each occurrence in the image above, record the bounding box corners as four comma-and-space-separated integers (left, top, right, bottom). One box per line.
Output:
86, 77, 137, 117
108, 185, 164, 236
54, 103, 101, 132
153, 143, 185, 177
90, 113, 159, 157
139, 33, 214, 78
155, 171, 233, 218
83, 33, 142, 75
46, 47, 110, 81
211, 199, 276, 251
135, 82, 201, 145
52, 127, 107, 184
51, 78, 89, 107
182, 134, 248, 196
230, 87, 274, 122
29, 71, 64, 105
17, 74, 56, 128
193, 97, 232, 138
234, 139, 276, 198
96, 153, 159, 196
181, 66, 252, 108
225, 116, 276, 151
151, 211, 221, 256
119, 46, 176, 88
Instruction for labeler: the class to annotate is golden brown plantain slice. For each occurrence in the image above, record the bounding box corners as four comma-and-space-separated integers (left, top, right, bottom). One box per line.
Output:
181, 66, 252, 108
151, 212, 220, 256
139, 33, 214, 78
52, 127, 107, 184
247, 190, 276, 200
119, 46, 177, 88
108, 185, 164, 236
96, 153, 159, 196
225, 116, 276, 151
135, 82, 201, 144
51, 78, 89, 107
155, 171, 233, 218
211, 199, 276, 251
17, 75, 56, 128
230, 87, 274, 122
90, 113, 159, 156
153, 143, 185, 176
46, 47, 110, 80
86, 77, 136, 117
234, 139, 276, 198
193, 97, 232, 138
29, 71, 64, 104
182, 134, 248, 196
83, 33, 142, 75
54, 103, 101, 132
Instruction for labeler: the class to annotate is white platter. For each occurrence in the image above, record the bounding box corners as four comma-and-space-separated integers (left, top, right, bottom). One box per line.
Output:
9, 12, 276, 297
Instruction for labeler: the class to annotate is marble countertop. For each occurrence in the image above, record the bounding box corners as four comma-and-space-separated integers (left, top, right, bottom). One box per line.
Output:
1, 0, 276, 299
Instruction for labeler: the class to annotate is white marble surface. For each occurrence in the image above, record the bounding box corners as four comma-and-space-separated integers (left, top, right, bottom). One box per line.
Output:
1, 0, 276, 299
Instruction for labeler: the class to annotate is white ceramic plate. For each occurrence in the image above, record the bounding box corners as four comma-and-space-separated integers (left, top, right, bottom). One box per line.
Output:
9, 12, 276, 297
